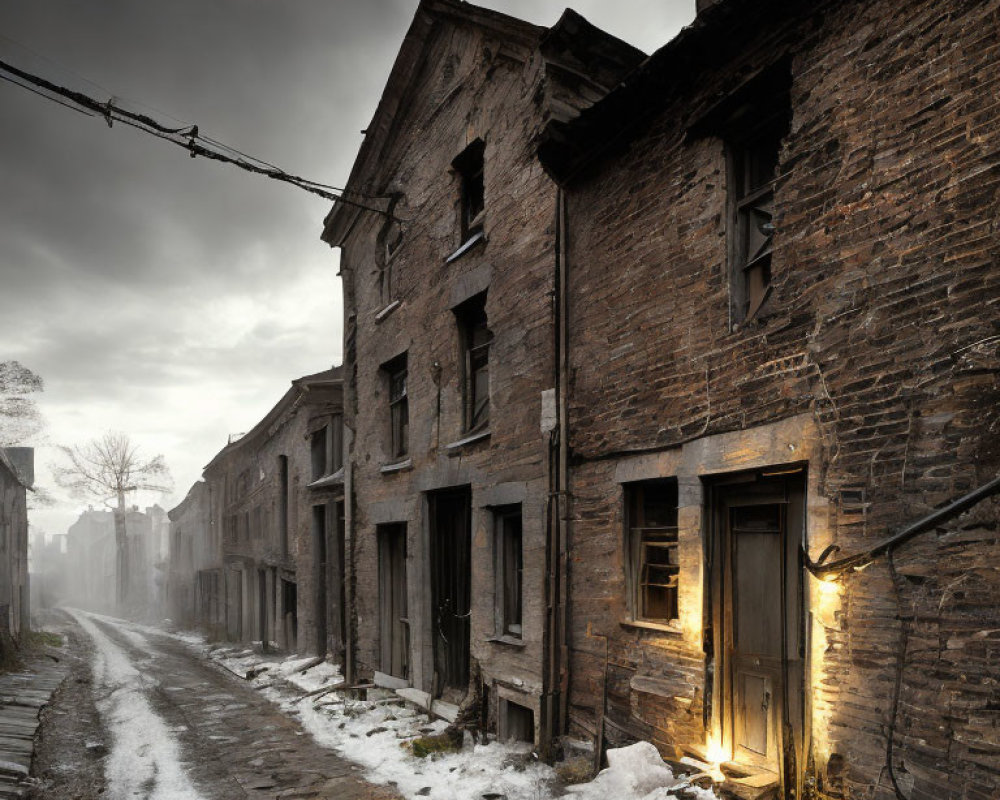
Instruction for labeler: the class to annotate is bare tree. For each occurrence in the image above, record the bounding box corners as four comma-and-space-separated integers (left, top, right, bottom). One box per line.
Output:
0, 361, 44, 446
54, 431, 172, 608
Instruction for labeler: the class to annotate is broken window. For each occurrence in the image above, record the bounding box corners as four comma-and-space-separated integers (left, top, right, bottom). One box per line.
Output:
455, 292, 492, 433
453, 139, 485, 244
724, 69, 791, 324
494, 505, 523, 639
383, 353, 408, 460
378, 220, 402, 307
625, 479, 679, 623
310, 416, 343, 480
310, 427, 327, 480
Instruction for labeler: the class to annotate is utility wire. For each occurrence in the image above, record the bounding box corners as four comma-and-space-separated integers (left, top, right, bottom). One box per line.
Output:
0, 54, 388, 217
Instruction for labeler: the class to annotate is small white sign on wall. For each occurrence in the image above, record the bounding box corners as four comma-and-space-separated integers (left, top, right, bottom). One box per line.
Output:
540, 388, 557, 434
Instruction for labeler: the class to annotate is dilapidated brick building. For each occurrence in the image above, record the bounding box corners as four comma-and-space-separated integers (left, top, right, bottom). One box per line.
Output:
196, 368, 346, 657
323, 0, 643, 744
534, 0, 1000, 797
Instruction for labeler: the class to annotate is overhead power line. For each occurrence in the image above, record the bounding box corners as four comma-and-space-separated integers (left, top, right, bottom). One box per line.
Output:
0, 54, 387, 217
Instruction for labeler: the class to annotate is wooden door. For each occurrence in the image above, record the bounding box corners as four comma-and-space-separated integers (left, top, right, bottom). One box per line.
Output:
713, 470, 804, 775
429, 489, 472, 700
378, 524, 408, 679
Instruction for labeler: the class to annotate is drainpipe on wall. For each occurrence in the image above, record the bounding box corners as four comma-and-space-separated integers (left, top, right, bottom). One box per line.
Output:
542, 187, 571, 758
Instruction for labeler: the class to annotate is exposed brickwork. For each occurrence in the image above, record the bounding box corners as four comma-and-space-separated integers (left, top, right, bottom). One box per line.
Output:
555, 0, 1000, 797
326, 1, 643, 740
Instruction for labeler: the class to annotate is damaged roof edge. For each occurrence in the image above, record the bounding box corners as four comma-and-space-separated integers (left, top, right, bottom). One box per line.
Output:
321, 1, 648, 248
201, 366, 342, 474
321, 0, 544, 248
538, 0, 802, 185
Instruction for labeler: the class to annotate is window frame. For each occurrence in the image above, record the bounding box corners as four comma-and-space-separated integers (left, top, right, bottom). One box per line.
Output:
494, 505, 523, 640
454, 292, 492, 434
624, 479, 680, 625
452, 139, 485, 244
383, 354, 408, 461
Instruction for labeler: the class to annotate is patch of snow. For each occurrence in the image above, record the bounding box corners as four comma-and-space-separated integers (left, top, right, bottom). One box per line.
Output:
69, 610, 207, 800
565, 742, 716, 800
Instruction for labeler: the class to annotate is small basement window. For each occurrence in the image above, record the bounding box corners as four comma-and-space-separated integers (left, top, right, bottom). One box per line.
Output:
500, 699, 534, 743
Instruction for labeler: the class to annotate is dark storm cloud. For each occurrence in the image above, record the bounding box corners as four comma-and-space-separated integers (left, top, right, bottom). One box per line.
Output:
0, 0, 691, 537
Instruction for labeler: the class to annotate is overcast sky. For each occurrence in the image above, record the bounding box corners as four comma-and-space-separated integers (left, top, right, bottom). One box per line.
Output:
0, 0, 694, 541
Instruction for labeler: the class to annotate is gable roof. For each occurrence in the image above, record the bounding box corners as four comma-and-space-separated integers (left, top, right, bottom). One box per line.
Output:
321, 0, 645, 248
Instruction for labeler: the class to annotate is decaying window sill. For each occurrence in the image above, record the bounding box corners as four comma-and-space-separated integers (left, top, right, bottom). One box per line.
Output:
375, 300, 401, 323
445, 429, 491, 451
445, 229, 485, 264
306, 467, 345, 489
486, 635, 525, 648
380, 458, 412, 474
619, 618, 683, 636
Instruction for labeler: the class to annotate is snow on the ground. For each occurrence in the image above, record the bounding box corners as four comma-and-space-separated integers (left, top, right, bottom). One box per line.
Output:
205, 644, 716, 800
68, 609, 207, 800
565, 742, 716, 800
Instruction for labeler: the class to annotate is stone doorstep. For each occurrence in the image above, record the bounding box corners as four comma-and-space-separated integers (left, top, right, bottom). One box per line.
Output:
679, 743, 779, 800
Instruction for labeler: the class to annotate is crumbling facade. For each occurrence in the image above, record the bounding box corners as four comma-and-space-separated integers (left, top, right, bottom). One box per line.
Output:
197, 368, 346, 657
325, 0, 999, 796
166, 481, 211, 629
323, 0, 643, 744
0, 448, 32, 644
535, 0, 1000, 797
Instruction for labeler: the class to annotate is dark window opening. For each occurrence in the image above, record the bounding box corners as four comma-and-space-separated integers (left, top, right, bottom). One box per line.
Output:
278, 455, 289, 555
724, 70, 791, 324
453, 139, 485, 243
626, 479, 679, 623
383, 354, 408, 460
495, 506, 522, 638
455, 292, 492, 433
311, 427, 327, 480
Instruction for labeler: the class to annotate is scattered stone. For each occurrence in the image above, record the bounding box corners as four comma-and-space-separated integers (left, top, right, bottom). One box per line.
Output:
366, 726, 388, 737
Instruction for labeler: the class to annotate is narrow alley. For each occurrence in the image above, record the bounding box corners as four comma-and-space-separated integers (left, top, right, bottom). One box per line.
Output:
28, 610, 396, 800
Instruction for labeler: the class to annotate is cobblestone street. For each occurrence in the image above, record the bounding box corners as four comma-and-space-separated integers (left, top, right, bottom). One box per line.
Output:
29, 611, 397, 800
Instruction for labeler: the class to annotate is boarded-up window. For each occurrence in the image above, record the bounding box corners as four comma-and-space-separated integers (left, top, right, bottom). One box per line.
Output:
625, 479, 679, 623
494, 506, 522, 638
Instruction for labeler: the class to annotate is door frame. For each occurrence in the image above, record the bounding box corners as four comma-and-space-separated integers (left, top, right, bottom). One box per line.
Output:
706, 466, 806, 783
427, 487, 472, 700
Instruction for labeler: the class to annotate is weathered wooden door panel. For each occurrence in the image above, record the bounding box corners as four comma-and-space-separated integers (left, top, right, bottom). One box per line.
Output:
378, 524, 408, 679
429, 489, 472, 700
711, 469, 805, 777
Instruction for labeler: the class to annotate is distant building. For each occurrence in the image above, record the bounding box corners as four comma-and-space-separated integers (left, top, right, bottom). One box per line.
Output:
175, 368, 345, 658
65, 504, 166, 619
166, 481, 211, 629
0, 447, 33, 642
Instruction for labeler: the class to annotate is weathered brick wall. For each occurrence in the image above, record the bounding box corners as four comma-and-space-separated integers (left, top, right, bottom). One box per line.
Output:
562, 0, 1000, 796
339, 19, 558, 717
